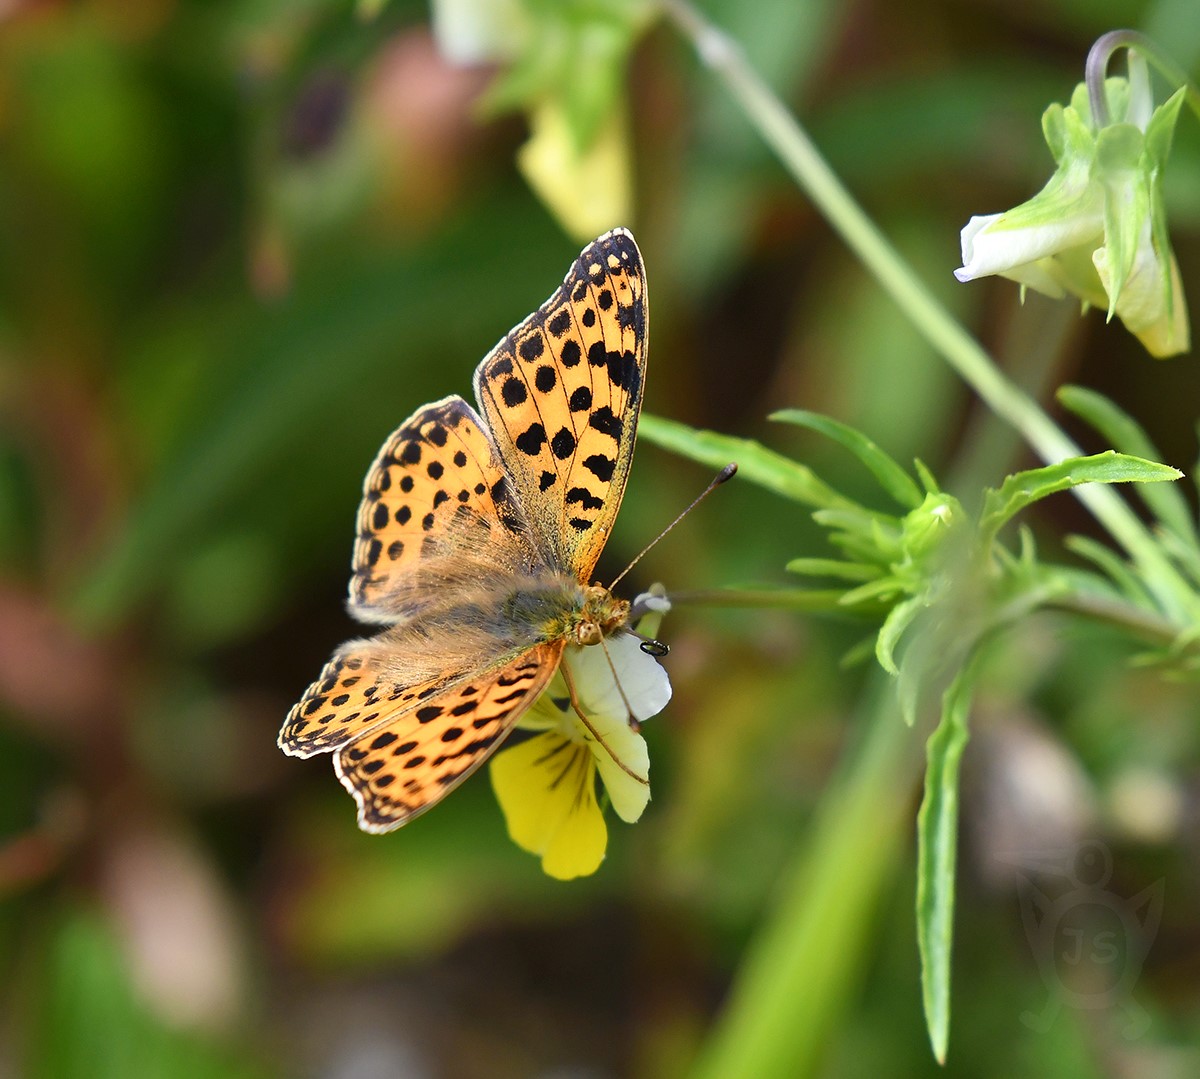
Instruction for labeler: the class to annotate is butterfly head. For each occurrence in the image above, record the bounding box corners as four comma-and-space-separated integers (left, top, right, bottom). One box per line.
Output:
573, 584, 630, 647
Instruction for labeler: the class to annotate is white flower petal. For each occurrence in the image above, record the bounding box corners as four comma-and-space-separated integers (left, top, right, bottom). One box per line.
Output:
997, 257, 1068, 299
633, 591, 672, 614
956, 211, 1102, 284
567, 635, 672, 724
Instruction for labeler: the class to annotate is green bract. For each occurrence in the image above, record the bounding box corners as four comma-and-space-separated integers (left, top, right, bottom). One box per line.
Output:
955, 61, 1189, 358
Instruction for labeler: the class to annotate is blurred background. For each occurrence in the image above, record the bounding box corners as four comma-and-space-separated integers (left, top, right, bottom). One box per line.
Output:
2, 0, 1199, 1076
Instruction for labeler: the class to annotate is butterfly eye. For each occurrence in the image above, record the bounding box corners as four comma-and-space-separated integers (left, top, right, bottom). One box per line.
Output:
639, 639, 669, 658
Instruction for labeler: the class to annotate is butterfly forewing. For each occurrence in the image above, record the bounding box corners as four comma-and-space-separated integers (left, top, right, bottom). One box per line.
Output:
474, 228, 647, 582
336, 642, 564, 831
348, 395, 537, 619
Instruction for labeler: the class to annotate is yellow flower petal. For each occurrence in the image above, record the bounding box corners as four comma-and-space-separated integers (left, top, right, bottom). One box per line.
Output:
489, 731, 608, 880
516, 98, 632, 243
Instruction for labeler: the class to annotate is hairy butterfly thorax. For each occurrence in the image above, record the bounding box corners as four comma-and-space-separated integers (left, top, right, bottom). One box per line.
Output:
572, 584, 630, 646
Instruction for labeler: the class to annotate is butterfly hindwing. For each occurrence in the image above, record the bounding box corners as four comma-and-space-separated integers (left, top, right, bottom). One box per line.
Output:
279, 643, 463, 758
474, 228, 647, 581
335, 641, 565, 832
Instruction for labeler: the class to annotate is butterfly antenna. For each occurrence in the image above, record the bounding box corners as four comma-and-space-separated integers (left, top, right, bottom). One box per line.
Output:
608, 463, 737, 590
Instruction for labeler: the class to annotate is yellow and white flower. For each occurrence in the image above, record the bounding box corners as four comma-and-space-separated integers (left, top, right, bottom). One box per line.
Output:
489, 632, 670, 880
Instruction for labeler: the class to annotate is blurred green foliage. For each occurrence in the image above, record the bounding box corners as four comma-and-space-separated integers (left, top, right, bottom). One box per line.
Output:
2, 1, 1199, 1077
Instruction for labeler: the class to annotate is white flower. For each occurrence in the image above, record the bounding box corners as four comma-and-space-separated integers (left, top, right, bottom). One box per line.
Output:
955, 62, 1189, 358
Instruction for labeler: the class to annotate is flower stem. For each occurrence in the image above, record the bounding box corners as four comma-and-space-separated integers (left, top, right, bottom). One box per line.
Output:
660, 0, 1200, 626
1086, 29, 1200, 127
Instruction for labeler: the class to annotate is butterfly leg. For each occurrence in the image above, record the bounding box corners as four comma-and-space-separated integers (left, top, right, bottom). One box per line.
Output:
559, 657, 649, 785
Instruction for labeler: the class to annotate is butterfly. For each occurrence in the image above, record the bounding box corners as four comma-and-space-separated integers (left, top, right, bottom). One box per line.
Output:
279, 228, 649, 832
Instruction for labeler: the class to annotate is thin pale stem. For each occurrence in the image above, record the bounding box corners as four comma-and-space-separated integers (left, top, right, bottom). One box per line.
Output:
660, 0, 1200, 627
1086, 29, 1200, 126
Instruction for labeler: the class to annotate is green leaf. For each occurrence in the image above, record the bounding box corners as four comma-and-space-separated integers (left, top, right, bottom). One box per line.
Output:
785, 558, 882, 582
914, 458, 941, 495
696, 586, 868, 613
479, 0, 647, 148
916, 661, 977, 1066
875, 594, 923, 680
1057, 385, 1197, 543
979, 451, 1182, 545
638, 413, 853, 509
771, 410, 922, 509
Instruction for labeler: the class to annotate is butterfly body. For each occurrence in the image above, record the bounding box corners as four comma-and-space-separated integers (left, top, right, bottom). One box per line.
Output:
281, 228, 647, 832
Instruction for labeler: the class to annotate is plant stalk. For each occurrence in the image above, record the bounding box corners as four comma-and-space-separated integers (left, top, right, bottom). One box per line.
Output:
660, 0, 1200, 627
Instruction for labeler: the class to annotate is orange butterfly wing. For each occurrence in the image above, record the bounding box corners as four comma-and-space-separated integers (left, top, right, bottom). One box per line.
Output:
473, 228, 647, 581
335, 642, 564, 832
346, 394, 537, 620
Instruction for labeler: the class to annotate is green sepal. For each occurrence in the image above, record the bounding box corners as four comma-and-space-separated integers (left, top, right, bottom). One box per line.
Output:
875, 594, 924, 680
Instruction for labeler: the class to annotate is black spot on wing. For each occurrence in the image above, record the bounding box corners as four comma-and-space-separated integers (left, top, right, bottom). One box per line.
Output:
583, 454, 614, 481
548, 309, 571, 337
589, 407, 623, 441
566, 487, 604, 511
550, 427, 576, 460
516, 423, 547, 456
502, 377, 527, 407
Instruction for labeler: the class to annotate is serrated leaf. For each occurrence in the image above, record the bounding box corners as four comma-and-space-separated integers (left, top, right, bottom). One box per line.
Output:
916, 662, 977, 1065
638, 413, 852, 509
979, 451, 1182, 545
1057, 385, 1196, 543
772, 409, 922, 510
